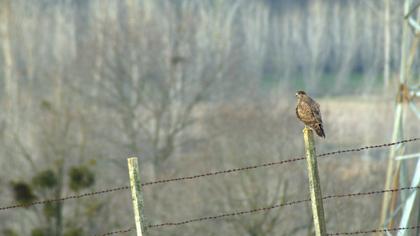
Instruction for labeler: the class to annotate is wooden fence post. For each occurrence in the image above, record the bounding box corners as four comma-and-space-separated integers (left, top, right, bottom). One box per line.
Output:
303, 127, 327, 236
128, 157, 146, 236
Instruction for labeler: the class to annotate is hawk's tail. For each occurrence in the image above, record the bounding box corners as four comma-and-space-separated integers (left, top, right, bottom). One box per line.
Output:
315, 124, 326, 138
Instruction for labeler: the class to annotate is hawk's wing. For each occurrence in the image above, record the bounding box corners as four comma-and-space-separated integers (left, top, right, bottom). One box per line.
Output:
310, 99, 323, 124
297, 100, 317, 124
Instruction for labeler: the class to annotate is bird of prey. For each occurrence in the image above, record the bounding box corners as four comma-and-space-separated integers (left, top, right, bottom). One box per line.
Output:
295, 91, 325, 138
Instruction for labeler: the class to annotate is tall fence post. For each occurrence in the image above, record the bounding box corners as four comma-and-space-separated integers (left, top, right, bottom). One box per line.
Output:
303, 127, 327, 236
128, 157, 146, 236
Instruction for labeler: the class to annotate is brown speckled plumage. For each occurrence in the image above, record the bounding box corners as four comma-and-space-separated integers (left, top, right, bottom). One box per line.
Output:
295, 91, 325, 138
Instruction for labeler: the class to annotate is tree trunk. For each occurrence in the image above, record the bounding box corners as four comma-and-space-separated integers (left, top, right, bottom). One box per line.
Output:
0, 0, 17, 131
383, 0, 391, 90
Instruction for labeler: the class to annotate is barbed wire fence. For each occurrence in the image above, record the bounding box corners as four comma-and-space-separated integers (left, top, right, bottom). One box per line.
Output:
0, 138, 419, 235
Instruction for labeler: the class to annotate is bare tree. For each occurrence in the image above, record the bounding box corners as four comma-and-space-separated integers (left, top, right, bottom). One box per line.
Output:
0, 0, 16, 131
79, 0, 248, 179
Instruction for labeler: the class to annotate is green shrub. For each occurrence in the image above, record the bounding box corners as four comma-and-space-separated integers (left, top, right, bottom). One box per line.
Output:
3, 229, 19, 236
30, 228, 45, 236
32, 170, 57, 189
69, 166, 95, 192
10, 181, 36, 205
64, 228, 83, 236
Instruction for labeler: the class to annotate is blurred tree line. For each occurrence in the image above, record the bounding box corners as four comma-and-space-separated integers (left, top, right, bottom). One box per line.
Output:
0, 0, 416, 235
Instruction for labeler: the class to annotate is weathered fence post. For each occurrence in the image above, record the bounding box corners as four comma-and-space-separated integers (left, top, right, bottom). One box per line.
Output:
128, 157, 146, 236
303, 127, 327, 236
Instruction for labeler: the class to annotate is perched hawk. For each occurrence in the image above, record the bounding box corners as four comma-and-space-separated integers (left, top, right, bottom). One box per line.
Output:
295, 91, 325, 138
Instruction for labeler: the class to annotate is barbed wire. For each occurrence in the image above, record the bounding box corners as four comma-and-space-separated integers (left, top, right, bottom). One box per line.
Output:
0, 186, 129, 211
328, 225, 420, 235
141, 138, 419, 187
146, 186, 420, 229
0, 138, 417, 212
317, 137, 419, 158
97, 225, 420, 236
141, 157, 306, 187
147, 199, 311, 228
95, 227, 132, 236
0, 138, 417, 236
322, 186, 420, 200
99, 219, 420, 235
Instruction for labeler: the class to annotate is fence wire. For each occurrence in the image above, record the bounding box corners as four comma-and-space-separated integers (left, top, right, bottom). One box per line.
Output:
0, 186, 129, 211
96, 227, 132, 236
147, 199, 310, 228
0, 138, 418, 212
328, 225, 420, 235
98, 224, 420, 236
141, 137, 419, 187
145, 186, 420, 229
317, 137, 419, 158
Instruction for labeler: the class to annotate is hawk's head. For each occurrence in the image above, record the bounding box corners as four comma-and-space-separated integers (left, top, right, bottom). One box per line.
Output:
295, 90, 306, 98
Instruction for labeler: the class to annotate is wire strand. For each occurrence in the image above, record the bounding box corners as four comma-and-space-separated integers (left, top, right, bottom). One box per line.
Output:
93, 187, 420, 234
142, 138, 419, 187
142, 157, 306, 187
0, 186, 129, 211
317, 137, 419, 158
328, 225, 420, 235
147, 198, 311, 228
146, 186, 420, 229
96, 225, 420, 235
95, 227, 132, 236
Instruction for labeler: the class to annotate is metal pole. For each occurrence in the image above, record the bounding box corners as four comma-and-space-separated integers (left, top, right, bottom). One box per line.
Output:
303, 127, 327, 236
128, 157, 146, 236
380, 0, 414, 229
